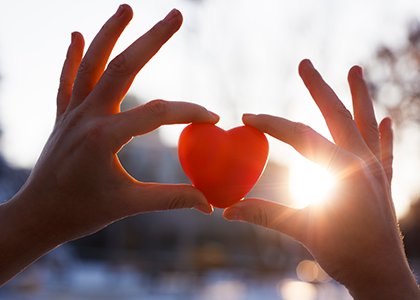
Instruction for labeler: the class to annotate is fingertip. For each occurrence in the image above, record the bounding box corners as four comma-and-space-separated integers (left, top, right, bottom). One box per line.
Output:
380, 117, 393, 129
298, 59, 314, 75
70, 31, 84, 46
298, 59, 321, 87
208, 110, 220, 123
223, 207, 244, 221
68, 32, 85, 62
242, 113, 257, 124
116, 4, 133, 19
120, 4, 133, 13
379, 117, 394, 140
300, 58, 314, 68
163, 9, 183, 27
172, 184, 212, 215
193, 202, 213, 215
348, 65, 364, 83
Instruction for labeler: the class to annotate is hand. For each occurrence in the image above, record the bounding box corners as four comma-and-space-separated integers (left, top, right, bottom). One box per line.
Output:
224, 60, 420, 299
0, 5, 218, 285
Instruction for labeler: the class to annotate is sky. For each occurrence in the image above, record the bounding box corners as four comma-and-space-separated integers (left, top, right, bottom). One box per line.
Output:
1, 0, 420, 216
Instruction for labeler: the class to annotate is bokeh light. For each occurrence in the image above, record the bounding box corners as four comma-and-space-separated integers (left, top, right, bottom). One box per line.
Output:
277, 279, 318, 300
200, 280, 246, 300
296, 260, 331, 283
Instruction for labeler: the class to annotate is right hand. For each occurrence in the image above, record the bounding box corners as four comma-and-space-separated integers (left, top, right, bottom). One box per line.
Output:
224, 60, 420, 299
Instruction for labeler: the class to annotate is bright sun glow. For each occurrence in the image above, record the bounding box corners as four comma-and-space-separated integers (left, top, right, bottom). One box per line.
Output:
289, 157, 334, 209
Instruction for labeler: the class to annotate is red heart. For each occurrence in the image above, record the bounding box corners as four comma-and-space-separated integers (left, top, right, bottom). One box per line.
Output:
178, 123, 269, 208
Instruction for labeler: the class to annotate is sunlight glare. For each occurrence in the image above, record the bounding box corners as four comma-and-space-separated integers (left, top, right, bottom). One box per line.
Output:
289, 157, 333, 209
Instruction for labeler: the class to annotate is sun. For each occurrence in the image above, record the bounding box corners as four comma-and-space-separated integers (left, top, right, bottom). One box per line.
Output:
289, 156, 334, 209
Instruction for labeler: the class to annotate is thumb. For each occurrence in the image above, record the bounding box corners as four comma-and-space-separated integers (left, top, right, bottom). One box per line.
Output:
223, 198, 304, 241
125, 183, 213, 215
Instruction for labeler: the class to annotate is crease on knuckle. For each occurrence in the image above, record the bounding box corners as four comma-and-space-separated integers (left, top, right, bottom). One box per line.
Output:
167, 193, 187, 210
293, 122, 314, 139
77, 58, 92, 76
59, 76, 73, 91
106, 53, 132, 77
364, 117, 380, 134
250, 206, 270, 228
331, 101, 353, 120
385, 153, 394, 164
143, 99, 170, 118
83, 120, 108, 150
345, 158, 369, 180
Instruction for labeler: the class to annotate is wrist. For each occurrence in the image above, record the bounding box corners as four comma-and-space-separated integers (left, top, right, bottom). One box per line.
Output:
0, 188, 67, 285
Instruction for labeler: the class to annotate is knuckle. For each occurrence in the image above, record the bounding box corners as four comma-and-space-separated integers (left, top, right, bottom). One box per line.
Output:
77, 58, 92, 76
106, 53, 132, 77
365, 118, 380, 134
293, 122, 315, 138
250, 206, 270, 228
386, 153, 394, 163
348, 158, 370, 179
331, 100, 353, 120
58, 77, 72, 92
143, 99, 170, 117
147, 21, 165, 38
290, 123, 318, 154
83, 121, 108, 149
167, 194, 187, 210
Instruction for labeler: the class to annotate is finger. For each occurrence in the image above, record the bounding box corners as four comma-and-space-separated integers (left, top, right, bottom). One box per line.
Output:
299, 59, 371, 160
348, 66, 381, 161
243, 113, 360, 178
68, 4, 133, 109
379, 117, 394, 184
87, 9, 183, 115
109, 100, 219, 152
223, 198, 305, 242
56, 32, 84, 119
121, 183, 213, 215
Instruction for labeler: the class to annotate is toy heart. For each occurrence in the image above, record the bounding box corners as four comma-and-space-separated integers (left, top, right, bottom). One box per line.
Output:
178, 123, 269, 208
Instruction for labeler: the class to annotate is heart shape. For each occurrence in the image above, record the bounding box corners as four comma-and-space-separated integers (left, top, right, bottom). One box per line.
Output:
178, 123, 269, 208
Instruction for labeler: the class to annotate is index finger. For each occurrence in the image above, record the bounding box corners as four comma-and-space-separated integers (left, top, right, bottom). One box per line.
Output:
242, 113, 361, 178
108, 100, 219, 153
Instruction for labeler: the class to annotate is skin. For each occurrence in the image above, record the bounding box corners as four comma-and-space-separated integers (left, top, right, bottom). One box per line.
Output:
0, 5, 219, 286
224, 60, 420, 299
0, 4, 417, 297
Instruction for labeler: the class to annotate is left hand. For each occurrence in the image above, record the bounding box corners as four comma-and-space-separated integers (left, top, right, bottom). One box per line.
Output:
0, 5, 218, 285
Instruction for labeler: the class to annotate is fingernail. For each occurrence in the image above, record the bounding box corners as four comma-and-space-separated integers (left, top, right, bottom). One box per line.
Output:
209, 111, 220, 119
357, 66, 364, 79
71, 32, 76, 44
163, 9, 179, 22
115, 5, 125, 18
302, 58, 314, 68
223, 208, 243, 221
193, 202, 213, 215
243, 113, 257, 118
384, 117, 392, 127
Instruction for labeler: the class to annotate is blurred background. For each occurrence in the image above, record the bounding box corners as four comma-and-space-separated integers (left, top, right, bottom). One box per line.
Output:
1, 0, 420, 299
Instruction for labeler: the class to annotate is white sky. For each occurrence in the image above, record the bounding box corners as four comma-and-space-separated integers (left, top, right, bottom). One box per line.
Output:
1, 0, 420, 216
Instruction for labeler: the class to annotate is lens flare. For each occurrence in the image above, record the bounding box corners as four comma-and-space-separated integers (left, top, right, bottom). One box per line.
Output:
289, 156, 333, 208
